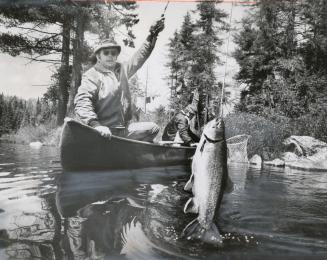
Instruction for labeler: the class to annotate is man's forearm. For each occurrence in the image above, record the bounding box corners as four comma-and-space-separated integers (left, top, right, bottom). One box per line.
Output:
126, 37, 157, 78
125, 17, 164, 78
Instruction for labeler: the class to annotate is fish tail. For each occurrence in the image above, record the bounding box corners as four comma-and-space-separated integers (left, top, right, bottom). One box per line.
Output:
182, 219, 223, 245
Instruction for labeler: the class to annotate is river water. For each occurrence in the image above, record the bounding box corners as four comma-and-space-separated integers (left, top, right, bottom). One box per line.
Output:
0, 142, 327, 259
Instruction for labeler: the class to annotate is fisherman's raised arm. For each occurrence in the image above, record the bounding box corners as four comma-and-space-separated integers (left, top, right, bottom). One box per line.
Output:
125, 17, 165, 79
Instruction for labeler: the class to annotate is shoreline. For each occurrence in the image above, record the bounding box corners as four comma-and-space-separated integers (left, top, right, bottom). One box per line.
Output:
1, 111, 326, 161
0, 123, 62, 147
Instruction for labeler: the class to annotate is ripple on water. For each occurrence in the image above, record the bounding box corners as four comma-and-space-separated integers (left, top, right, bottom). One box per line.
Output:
29, 170, 53, 174
0, 172, 52, 200
0, 172, 11, 177
17, 167, 39, 170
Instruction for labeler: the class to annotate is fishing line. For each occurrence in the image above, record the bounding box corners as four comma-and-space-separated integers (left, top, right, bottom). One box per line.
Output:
219, 1, 234, 118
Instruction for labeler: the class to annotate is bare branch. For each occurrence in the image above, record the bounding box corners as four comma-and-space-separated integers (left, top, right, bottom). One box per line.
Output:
26, 51, 60, 61
15, 26, 60, 35
34, 34, 60, 46
22, 56, 61, 65
111, 3, 135, 18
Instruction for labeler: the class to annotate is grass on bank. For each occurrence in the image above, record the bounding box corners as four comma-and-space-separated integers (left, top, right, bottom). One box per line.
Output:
225, 113, 291, 160
1, 120, 62, 146
225, 111, 327, 160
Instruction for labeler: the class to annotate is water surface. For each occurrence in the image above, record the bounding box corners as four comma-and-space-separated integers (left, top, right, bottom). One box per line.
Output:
0, 143, 327, 259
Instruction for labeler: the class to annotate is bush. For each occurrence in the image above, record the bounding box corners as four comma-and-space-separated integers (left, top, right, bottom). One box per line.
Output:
225, 112, 292, 160
290, 110, 327, 143
225, 110, 327, 160
1, 117, 62, 146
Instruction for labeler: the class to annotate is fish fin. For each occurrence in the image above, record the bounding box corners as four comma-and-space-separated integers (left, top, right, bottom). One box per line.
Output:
183, 198, 198, 214
182, 220, 223, 245
184, 172, 194, 191
225, 176, 234, 193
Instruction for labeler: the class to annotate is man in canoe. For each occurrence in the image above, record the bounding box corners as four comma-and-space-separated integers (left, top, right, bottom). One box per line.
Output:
74, 17, 165, 142
162, 90, 200, 146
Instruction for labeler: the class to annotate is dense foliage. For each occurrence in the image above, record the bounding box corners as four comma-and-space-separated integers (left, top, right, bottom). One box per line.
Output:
234, 0, 327, 119
0, 93, 56, 136
166, 1, 228, 122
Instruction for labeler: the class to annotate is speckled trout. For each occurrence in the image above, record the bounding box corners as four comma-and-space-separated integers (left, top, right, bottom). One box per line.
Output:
182, 117, 232, 245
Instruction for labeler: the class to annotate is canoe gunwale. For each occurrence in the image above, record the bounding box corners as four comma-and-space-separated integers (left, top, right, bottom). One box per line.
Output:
64, 118, 195, 150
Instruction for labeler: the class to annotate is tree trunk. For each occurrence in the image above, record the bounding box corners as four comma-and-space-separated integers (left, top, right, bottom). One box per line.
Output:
57, 16, 71, 126
67, 13, 86, 116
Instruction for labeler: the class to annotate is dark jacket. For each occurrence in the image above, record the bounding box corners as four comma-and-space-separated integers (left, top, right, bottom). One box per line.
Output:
162, 112, 198, 145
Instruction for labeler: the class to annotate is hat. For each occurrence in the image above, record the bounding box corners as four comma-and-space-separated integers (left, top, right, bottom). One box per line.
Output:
93, 39, 121, 55
185, 104, 197, 115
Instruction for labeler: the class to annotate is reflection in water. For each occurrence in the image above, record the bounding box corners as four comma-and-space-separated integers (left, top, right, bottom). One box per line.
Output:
56, 167, 193, 259
1, 143, 327, 259
0, 144, 62, 260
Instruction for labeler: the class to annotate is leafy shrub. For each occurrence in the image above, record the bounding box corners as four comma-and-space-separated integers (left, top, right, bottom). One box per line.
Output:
225, 110, 327, 160
225, 112, 291, 160
1, 117, 62, 146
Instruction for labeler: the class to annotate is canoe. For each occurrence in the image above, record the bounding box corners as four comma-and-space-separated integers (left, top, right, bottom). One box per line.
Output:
60, 118, 196, 171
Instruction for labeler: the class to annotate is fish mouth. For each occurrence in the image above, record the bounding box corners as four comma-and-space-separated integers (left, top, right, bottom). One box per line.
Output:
204, 117, 225, 142
212, 117, 225, 130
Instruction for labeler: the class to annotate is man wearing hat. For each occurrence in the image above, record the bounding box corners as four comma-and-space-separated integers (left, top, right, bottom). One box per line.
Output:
162, 90, 200, 146
162, 104, 199, 146
74, 17, 165, 141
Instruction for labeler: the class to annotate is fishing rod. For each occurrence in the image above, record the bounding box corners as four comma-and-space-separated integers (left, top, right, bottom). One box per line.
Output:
161, 1, 170, 18
219, 1, 234, 118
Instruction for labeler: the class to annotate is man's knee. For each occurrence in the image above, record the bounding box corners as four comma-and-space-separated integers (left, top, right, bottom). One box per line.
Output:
127, 122, 159, 141
134, 122, 159, 135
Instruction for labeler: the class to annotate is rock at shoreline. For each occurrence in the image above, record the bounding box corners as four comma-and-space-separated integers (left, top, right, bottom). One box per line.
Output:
285, 148, 327, 171
249, 154, 262, 167
29, 141, 43, 149
282, 152, 299, 162
283, 136, 327, 156
264, 158, 285, 167
283, 136, 327, 171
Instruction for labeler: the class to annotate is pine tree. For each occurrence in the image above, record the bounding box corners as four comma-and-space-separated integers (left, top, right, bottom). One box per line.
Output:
190, 0, 228, 121
233, 0, 327, 118
166, 2, 227, 121
0, 1, 139, 125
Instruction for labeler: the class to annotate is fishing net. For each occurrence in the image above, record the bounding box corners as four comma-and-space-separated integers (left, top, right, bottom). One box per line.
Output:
227, 134, 251, 163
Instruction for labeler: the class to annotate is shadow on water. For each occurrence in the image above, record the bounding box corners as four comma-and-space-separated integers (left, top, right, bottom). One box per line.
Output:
1, 143, 327, 259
